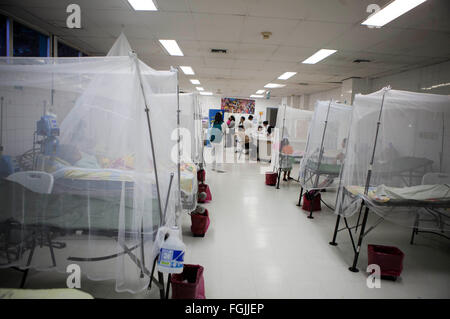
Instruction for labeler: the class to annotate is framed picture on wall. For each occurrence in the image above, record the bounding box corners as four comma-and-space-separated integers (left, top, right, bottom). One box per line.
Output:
221, 97, 255, 114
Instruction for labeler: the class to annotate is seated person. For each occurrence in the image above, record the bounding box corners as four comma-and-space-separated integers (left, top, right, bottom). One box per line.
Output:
279, 138, 294, 181
336, 138, 347, 163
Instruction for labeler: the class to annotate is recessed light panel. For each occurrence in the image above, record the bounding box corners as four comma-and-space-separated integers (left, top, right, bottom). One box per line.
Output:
278, 72, 297, 80
362, 0, 427, 27
264, 83, 286, 88
180, 66, 195, 75
127, 0, 158, 11
159, 39, 183, 56
302, 49, 337, 64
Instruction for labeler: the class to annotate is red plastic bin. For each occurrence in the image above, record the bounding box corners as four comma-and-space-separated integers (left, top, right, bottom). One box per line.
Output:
191, 209, 210, 237
198, 183, 212, 203
302, 193, 321, 212
170, 264, 206, 299
368, 244, 404, 278
197, 169, 206, 183
265, 172, 278, 186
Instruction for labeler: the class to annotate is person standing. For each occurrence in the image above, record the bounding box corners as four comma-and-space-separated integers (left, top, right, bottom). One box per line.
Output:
244, 115, 256, 160
226, 115, 235, 148
210, 112, 226, 172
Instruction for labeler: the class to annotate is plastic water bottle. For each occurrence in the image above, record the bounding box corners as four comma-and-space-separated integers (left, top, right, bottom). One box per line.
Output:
157, 226, 186, 274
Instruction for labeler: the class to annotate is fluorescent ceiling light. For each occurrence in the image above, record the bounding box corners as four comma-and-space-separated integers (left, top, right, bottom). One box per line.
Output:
159, 39, 183, 56
127, 0, 158, 11
362, 0, 427, 27
196, 87, 204, 91
264, 83, 286, 89
199, 91, 213, 96
302, 49, 337, 64
256, 90, 265, 94
278, 72, 297, 80
190, 79, 200, 85
250, 95, 264, 98
180, 66, 195, 75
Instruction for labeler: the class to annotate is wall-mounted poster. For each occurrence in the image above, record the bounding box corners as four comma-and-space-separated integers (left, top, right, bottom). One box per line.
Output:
221, 97, 255, 114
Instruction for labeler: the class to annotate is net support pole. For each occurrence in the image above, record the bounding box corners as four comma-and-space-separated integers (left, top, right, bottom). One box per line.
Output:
0, 96, 4, 156
172, 66, 181, 227
132, 52, 164, 224
276, 104, 287, 189
307, 99, 333, 218
440, 113, 445, 173
349, 87, 389, 273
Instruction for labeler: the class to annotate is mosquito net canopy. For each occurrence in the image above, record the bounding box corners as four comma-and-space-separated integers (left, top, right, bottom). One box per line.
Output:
271, 105, 313, 172
335, 88, 450, 231
299, 100, 352, 190
179, 93, 203, 165
0, 35, 179, 293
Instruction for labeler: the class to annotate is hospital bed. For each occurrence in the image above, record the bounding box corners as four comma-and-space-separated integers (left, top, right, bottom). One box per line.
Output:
0, 169, 167, 297
330, 174, 450, 273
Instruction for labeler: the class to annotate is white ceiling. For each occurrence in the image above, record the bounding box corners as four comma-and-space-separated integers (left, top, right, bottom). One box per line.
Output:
1, 0, 449, 98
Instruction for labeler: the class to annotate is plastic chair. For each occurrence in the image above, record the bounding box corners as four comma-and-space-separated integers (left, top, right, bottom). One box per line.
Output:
421, 172, 450, 185
4, 171, 61, 287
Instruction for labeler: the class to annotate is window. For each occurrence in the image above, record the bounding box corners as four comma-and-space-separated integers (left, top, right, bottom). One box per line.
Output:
57, 40, 80, 57
13, 21, 49, 57
0, 15, 6, 56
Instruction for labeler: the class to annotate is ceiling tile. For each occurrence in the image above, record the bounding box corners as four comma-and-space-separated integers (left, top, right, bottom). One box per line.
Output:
193, 13, 245, 42
239, 16, 300, 45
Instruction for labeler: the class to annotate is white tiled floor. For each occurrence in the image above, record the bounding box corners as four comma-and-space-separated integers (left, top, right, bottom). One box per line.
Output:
181, 158, 450, 299
1, 156, 449, 298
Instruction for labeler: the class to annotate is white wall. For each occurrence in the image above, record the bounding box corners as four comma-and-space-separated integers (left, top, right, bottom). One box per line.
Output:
371, 60, 450, 95
291, 60, 450, 113
306, 87, 343, 110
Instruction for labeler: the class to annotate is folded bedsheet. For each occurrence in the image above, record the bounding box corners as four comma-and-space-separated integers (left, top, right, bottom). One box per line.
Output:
50, 163, 196, 195
52, 166, 137, 182
346, 184, 450, 203
180, 163, 197, 195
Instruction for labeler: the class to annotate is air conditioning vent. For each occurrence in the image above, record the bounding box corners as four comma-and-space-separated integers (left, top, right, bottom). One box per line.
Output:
210, 48, 227, 54
298, 83, 309, 86
353, 59, 371, 63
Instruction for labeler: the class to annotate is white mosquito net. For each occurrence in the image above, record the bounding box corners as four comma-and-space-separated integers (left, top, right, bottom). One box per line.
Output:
299, 100, 352, 190
335, 88, 450, 231
179, 93, 203, 165
178, 92, 204, 211
0, 35, 179, 294
271, 105, 313, 172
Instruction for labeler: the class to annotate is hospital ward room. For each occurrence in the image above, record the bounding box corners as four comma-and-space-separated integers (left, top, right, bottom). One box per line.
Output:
0, 0, 449, 303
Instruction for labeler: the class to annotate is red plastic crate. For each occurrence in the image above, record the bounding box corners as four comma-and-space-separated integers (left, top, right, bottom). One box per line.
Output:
191, 209, 210, 237
368, 244, 404, 278
265, 172, 278, 186
302, 193, 321, 212
170, 264, 205, 299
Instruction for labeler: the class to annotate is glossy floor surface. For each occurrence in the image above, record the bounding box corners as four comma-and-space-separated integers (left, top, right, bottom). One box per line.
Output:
183, 160, 450, 298
1, 156, 449, 298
